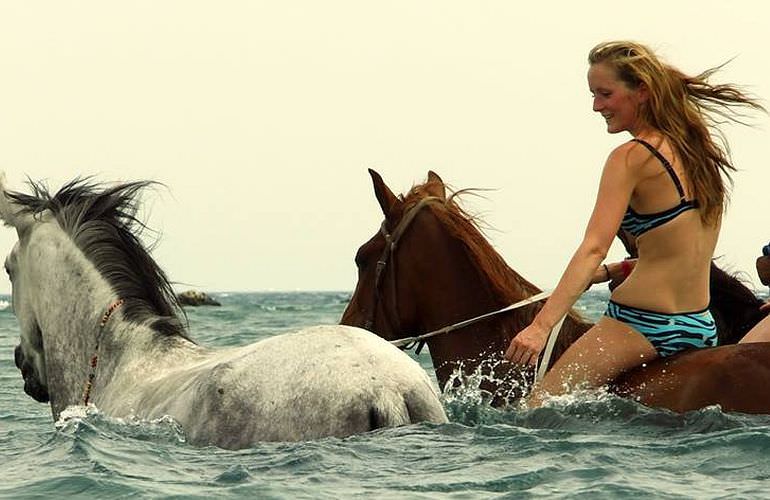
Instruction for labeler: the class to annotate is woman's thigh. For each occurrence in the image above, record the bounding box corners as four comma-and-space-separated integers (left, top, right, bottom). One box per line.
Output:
536, 315, 658, 398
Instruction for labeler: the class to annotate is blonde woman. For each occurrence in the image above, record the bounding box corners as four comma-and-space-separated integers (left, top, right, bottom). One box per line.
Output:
504, 41, 765, 406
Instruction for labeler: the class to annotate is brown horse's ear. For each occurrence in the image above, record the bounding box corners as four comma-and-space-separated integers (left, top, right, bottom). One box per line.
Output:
368, 169, 401, 219
426, 170, 446, 200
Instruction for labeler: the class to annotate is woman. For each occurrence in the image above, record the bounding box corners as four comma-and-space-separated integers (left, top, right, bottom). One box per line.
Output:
504, 41, 764, 406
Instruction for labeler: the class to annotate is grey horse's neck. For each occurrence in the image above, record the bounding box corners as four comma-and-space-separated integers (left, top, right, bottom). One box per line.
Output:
27, 222, 149, 418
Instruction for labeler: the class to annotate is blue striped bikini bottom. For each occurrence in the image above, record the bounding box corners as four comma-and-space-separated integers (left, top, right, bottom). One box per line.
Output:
604, 300, 717, 357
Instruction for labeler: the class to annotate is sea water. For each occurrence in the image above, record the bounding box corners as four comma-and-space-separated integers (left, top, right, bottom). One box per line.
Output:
2, 291, 770, 499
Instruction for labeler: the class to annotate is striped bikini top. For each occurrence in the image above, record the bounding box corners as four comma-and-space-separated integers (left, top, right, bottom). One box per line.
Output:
620, 138, 699, 237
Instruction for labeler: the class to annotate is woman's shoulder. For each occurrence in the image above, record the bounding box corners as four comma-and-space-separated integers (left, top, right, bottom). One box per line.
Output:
606, 138, 662, 172
607, 141, 650, 168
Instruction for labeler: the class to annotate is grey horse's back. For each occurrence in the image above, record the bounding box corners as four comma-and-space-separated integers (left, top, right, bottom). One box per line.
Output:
244, 325, 449, 439
368, 381, 448, 430
155, 325, 447, 448
335, 325, 448, 430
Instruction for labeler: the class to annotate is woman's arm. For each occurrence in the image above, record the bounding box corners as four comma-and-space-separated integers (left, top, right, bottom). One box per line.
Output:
590, 258, 637, 285
505, 144, 642, 365
590, 263, 612, 284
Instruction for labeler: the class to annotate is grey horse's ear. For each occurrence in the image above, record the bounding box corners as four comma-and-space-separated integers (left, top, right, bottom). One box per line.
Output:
0, 172, 33, 235
368, 169, 402, 220
426, 171, 446, 200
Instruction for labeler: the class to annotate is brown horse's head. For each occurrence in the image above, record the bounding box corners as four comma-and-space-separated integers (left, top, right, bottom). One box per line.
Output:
340, 169, 450, 341
341, 170, 591, 402
341, 168, 552, 337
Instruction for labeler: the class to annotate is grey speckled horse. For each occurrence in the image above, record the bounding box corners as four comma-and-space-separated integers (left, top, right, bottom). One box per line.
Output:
0, 174, 446, 449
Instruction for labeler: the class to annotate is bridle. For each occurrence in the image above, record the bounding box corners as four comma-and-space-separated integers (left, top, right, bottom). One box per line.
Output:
363, 196, 442, 348
360, 195, 565, 381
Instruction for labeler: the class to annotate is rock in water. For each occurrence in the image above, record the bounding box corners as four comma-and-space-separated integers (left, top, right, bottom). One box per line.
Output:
177, 290, 221, 306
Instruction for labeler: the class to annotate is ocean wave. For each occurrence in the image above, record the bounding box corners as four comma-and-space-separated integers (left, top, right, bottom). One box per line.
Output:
6, 291, 770, 499
55, 404, 188, 445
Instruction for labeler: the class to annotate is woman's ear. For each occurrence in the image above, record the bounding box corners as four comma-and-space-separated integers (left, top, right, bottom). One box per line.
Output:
637, 82, 650, 103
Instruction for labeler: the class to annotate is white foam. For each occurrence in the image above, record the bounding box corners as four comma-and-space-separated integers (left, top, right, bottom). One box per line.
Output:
55, 403, 99, 429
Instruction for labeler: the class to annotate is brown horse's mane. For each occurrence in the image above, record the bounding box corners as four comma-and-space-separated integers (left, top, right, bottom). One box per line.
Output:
400, 178, 590, 340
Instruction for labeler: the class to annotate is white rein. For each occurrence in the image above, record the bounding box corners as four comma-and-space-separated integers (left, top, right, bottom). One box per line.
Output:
389, 290, 567, 382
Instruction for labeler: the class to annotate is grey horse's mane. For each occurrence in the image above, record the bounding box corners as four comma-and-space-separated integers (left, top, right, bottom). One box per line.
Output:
6, 178, 189, 339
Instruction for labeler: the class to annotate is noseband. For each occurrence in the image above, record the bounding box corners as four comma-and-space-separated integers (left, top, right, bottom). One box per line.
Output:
364, 196, 442, 347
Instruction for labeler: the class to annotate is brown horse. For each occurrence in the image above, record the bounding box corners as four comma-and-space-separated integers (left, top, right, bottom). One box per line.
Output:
341, 169, 770, 413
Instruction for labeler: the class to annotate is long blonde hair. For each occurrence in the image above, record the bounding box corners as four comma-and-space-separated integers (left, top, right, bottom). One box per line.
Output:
588, 41, 765, 224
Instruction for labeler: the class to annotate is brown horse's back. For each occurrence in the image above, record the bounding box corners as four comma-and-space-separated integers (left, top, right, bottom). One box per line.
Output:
613, 343, 770, 414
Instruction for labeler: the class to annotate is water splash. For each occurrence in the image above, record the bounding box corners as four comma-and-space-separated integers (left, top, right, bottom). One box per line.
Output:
441, 358, 531, 426
54, 404, 187, 445
55, 404, 98, 430
437, 360, 752, 436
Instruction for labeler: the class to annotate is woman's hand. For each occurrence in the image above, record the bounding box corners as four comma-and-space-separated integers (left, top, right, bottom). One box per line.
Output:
504, 322, 550, 366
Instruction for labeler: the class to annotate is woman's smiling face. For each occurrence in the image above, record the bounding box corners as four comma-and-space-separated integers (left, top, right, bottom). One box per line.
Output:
588, 62, 647, 135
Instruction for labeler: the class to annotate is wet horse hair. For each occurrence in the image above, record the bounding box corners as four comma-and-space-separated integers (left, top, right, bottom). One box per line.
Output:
6, 178, 187, 337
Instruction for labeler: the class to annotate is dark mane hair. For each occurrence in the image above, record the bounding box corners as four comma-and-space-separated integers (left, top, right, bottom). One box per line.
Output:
709, 263, 767, 344
400, 179, 589, 340
7, 178, 189, 338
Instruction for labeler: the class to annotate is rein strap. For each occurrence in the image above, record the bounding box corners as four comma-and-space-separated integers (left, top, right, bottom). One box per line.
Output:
389, 290, 552, 347
390, 290, 567, 381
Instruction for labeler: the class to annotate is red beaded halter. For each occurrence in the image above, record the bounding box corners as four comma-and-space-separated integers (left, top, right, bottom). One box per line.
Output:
81, 299, 125, 406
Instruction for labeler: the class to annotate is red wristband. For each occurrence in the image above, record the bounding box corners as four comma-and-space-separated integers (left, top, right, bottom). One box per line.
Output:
621, 259, 632, 278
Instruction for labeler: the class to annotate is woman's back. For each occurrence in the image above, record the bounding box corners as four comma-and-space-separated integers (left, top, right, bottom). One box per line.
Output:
611, 137, 719, 312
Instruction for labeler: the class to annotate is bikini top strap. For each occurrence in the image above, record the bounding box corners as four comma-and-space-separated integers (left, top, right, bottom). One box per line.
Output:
631, 138, 686, 200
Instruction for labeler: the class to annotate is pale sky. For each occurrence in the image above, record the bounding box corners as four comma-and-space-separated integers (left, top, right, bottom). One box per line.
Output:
1, 1, 768, 294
